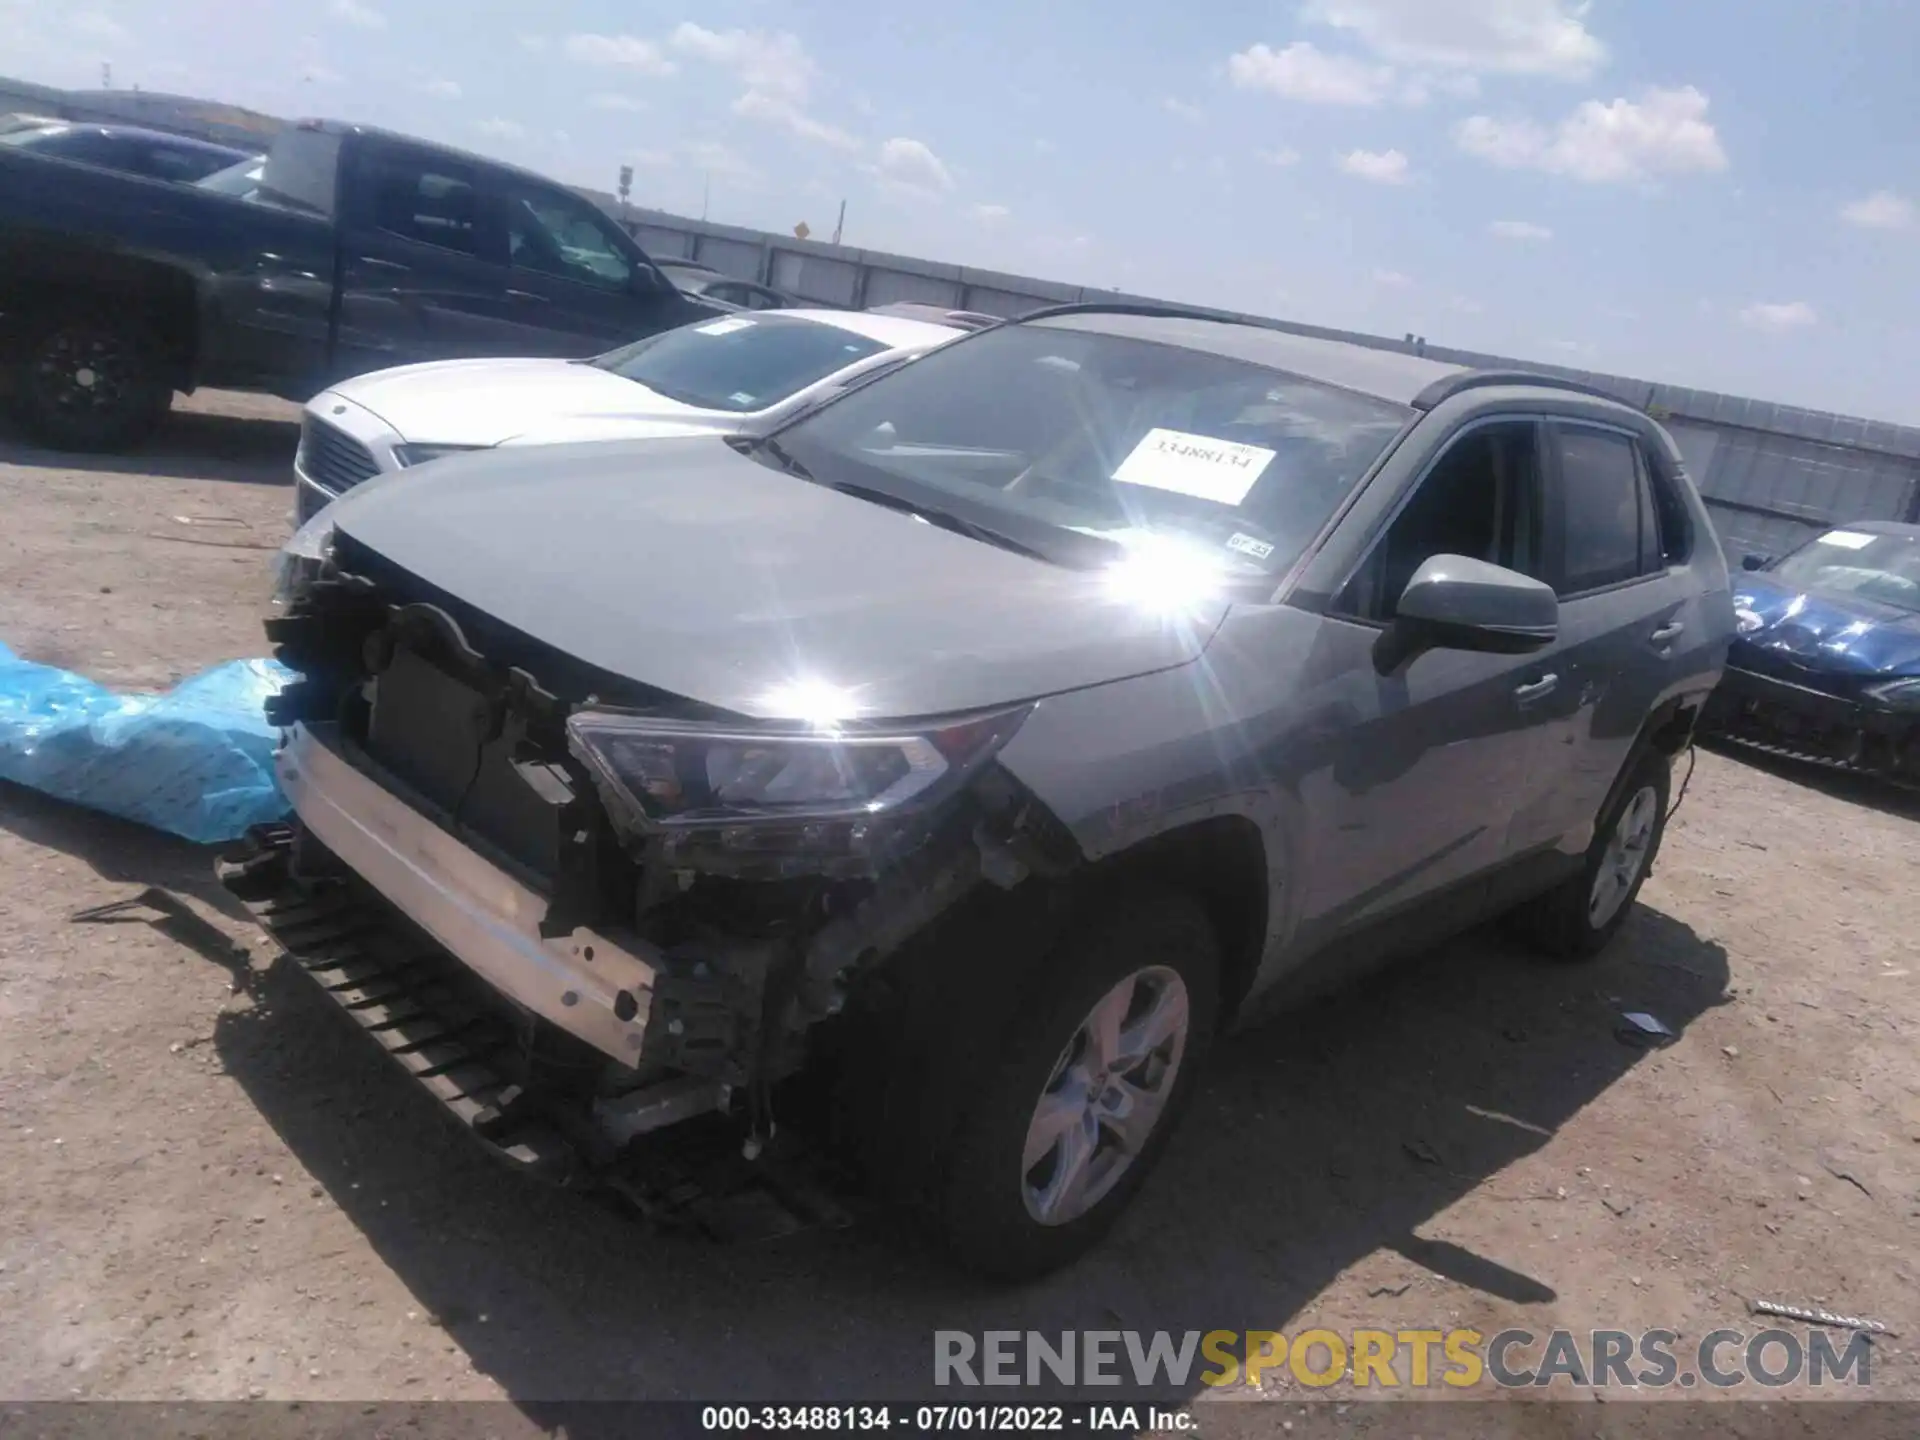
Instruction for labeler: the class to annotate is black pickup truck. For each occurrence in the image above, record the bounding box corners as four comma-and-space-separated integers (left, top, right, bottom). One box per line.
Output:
0, 119, 720, 450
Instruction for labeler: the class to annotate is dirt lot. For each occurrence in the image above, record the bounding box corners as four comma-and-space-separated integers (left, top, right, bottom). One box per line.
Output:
1, 394, 1916, 1423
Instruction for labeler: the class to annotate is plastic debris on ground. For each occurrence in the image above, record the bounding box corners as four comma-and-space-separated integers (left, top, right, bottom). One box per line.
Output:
0, 640, 294, 845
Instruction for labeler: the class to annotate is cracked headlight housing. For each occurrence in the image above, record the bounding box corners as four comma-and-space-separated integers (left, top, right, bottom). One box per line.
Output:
565, 707, 1031, 876
270, 510, 337, 608
1864, 677, 1920, 712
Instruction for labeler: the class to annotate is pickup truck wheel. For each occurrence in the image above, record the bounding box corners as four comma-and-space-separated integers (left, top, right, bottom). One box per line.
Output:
14, 312, 173, 452
916, 889, 1220, 1280
1511, 750, 1672, 961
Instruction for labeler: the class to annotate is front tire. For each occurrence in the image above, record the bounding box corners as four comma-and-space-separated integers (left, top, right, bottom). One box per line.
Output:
13, 310, 173, 452
912, 889, 1221, 1280
1511, 748, 1672, 961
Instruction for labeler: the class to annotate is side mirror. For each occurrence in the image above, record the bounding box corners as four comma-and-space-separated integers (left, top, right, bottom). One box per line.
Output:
1375, 554, 1558, 672
1741, 552, 1771, 572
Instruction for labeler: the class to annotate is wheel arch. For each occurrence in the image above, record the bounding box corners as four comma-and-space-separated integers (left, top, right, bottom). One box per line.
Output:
1072, 814, 1271, 1028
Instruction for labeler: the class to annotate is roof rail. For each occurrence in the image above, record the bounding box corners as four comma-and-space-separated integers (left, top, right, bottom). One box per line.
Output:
1411, 369, 1633, 412
1013, 300, 1244, 327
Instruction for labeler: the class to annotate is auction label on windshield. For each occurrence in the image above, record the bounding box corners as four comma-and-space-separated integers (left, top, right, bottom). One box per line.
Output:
695, 317, 756, 336
1112, 428, 1274, 506
1817, 529, 1874, 549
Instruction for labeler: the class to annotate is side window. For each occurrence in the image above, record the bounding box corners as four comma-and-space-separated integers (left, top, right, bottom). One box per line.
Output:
504, 185, 631, 291
1550, 426, 1651, 595
363, 149, 479, 254
143, 148, 207, 183
1333, 421, 1543, 622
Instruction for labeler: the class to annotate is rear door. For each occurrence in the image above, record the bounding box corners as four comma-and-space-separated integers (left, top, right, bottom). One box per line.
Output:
332, 139, 517, 376
492, 178, 694, 355
1503, 420, 1697, 866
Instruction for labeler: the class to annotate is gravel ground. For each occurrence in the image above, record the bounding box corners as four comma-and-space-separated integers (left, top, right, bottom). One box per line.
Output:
0, 394, 1915, 1428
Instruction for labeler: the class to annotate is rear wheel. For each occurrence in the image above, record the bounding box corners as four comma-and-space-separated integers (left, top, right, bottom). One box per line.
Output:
878, 888, 1221, 1280
1511, 749, 1671, 960
13, 310, 173, 452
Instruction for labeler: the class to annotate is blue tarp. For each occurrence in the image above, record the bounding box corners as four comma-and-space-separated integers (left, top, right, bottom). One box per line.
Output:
0, 641, 294, 844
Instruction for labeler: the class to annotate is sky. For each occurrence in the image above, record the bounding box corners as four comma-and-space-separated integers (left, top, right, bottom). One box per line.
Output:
9, 0, 1920, 426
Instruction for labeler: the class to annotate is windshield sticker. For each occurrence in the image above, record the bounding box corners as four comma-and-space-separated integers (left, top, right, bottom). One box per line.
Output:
1111, 429, 1275, 506
694, 317, 755, 337
1226, 532, 1275, 560
1817, 529, 1874, 550
729, 391, 756, 406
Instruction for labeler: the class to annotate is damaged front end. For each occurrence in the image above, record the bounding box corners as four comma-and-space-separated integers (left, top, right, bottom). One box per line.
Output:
228, 529, 1079, 1209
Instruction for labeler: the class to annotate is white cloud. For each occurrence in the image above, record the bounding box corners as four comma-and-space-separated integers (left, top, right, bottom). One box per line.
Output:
1739, 301, 1817, 332
682, 139, 761, 184
1841, 190, 1915, 230
972, 202, 1011, 222
1456, 86, 1728, 183
1489, 218, 1552, 240
1228, 41, 1393, 105
563, 33, 676, 75
589, 93, 645, 112
874, 136, 954, 194
518, 34, 548, 52
327, 0, 385, 29
669, 23, 857, 151
419, 78, 461, 100
732, 91, 859, 151
1257, 146, 1302, 166
671, 23, 813, 103
1163, 97, 1203, 122
1448, 295, 1484, 314
1373, 268, 1414, 286
1340, 147, 1411, 183
475, 118, 526, 140
71, 11, 131, 44
1304, 0, 1604, 79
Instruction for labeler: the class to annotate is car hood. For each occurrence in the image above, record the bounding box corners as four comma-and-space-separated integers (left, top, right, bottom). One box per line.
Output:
327, 357, 720, 447
325, 436, 1229, 719
1733, 574, 1920, 677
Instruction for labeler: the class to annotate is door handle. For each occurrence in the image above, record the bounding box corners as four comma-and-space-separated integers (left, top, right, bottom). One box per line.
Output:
1514, 674, 1559, 704
506, 288, 550, 304
1649, 621, 1685, 646
356, 256, 408, 273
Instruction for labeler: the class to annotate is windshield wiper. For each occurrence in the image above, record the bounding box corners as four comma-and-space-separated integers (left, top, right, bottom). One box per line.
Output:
823, 479, 1060, 564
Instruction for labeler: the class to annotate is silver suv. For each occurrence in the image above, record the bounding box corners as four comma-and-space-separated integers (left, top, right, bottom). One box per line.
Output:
233, 306, 1735, 1279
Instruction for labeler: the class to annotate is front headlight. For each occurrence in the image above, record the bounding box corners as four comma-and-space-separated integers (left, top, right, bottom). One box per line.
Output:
392, 442, 485, 469
1734, 605, 1764, 635
269, 511, 337, 607
1864, 677, 1920, 712
565, 707, 1031, 875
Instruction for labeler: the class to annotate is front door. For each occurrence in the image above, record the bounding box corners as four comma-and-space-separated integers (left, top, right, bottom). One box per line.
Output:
1296, 419, 1557, 948
333, 141, 518, 377
494, 179, 693, 355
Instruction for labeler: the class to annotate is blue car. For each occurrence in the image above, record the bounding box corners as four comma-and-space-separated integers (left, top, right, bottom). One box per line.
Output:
1705, 520, 1920, 780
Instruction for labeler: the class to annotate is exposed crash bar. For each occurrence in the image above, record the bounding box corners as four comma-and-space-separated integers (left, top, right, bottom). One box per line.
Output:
277, 722, 658, 1062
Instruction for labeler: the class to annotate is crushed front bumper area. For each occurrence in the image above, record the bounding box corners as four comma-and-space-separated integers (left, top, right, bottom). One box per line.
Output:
276, 719, 659, 1064
1705, 663, 1918, 780
218, 823, 853, 1240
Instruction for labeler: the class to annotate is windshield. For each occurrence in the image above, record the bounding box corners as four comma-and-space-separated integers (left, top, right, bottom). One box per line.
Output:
1770, 528, 1920, 612
768, 320, 1413, 576
591, 315, 887, 413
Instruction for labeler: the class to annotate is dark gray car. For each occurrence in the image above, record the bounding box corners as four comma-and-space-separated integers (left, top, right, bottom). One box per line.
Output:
237, 306, 1734, 1279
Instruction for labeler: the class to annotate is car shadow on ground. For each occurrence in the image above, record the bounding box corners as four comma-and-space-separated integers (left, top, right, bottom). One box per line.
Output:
0, 405, 298, 487
0, 787, 1731, 1421
1701, 737, 1920, 823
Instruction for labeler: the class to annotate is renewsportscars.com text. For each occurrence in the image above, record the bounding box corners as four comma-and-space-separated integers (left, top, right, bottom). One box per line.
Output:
934, 1328, 1873, 1390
